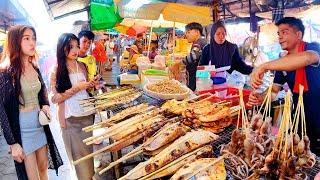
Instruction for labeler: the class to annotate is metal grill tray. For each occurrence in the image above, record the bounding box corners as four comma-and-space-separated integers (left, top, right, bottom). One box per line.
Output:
99, 90, 320, 179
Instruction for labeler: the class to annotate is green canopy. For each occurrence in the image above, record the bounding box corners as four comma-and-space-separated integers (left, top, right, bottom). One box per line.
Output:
90, 1, 123, 30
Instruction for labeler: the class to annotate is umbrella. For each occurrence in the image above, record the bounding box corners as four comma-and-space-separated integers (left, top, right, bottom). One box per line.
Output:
118, 2, 211, 26
126, 25, 148, 36
114, 24, 130, 34
90, 2, 123, 30
120, 14, 186, 28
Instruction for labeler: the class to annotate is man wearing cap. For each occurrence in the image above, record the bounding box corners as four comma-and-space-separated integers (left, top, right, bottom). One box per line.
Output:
184, 22, 207, 91
120, 45, 140, 74
134, 33, 145, 54
128, 45, 140, 74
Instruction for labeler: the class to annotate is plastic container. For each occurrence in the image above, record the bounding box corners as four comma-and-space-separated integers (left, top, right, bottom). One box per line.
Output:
119, 74, 140, 85
141, 69, 169, 85
196, 78, 213, 91
197, 86, 251, 106
211, 77, 226, 85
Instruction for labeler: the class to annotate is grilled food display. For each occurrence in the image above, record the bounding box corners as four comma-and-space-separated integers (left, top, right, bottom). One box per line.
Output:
171, 157, 226, 180
119, 130, 219, 180
140, 145, 214, 180
74, 85, 318, 180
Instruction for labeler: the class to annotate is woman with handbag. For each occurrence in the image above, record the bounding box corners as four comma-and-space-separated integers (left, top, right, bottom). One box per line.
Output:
0, 25, 62, 179
49, 33, 98, 180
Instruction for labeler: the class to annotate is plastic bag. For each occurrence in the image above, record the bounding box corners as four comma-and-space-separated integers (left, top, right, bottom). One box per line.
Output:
227, 70, 247, 87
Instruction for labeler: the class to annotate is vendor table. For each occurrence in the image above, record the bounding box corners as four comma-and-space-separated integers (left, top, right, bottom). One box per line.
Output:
94, 89, 320, 179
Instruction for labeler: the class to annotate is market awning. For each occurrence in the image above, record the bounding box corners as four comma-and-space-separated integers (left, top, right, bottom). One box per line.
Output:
42, 0, 89, 20
90, 2, 123, 30
118, 2, 212, 26
121, 14, 186, 28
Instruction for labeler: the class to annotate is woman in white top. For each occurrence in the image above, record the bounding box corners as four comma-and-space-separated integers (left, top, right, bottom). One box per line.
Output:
49, 33, 98, 180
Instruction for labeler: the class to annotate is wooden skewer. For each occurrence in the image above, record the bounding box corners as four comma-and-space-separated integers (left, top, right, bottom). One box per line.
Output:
99, 149, 143, 175
80, 87, 132, 101
75, 122, 162, 166
82, 105, 154, 132
193, 94, 215, 104
99, 120, 178, 174
73, 137, 128, 165
84, 108, 159, 141
186, 92, 212, 103
85, 115, 162, 145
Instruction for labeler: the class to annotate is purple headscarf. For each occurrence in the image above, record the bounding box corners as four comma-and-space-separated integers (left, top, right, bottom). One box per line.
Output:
209, 21, 236, 68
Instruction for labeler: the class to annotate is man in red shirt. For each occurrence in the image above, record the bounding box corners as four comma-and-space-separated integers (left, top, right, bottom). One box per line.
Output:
92, 34, 107, 74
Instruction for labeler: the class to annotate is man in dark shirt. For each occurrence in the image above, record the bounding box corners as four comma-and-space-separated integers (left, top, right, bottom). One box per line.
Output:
249, 17, 320, 155
184, 22, 207, 91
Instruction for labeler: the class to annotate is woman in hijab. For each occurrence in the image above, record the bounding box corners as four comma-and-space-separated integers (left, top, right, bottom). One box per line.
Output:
200, 21, 253, 75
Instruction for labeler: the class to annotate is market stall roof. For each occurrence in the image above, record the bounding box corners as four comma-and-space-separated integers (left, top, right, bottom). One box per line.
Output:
157, 0, 320, 20
0, 0, 34, 32
118, 2, 212, 25
42, 0, 89, 20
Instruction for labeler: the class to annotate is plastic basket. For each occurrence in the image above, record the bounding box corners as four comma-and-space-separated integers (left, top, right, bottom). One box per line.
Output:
197, 86, 251, 106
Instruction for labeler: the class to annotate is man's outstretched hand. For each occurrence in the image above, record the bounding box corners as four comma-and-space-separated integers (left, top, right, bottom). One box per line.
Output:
251, 64, 267, 89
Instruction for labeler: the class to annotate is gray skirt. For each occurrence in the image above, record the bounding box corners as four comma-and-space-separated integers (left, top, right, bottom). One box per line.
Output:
19, 109, 47, 155
62, 115, 94, 180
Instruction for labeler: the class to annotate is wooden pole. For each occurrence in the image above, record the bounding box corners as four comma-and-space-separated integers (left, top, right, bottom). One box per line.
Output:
212, 0, 219, 23
147, 21, 154, 58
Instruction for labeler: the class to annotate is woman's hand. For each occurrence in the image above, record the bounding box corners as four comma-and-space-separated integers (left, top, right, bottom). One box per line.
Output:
10, 144, 25, 163
77, 81, 93, 90
41, 105, 51, 119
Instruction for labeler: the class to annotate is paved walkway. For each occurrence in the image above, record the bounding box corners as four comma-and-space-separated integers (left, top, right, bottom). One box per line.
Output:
0, 132, 17, 180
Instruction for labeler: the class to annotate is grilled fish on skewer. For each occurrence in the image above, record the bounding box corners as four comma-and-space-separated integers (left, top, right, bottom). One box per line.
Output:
99, 120, 187, 175
81, 91, 143, 113
82, 103, 151, 132
83, 109, 159, 144
143, 122, 191, 152
79, 87, 133, 102
119, 130, 219, 180
85, 115, 163, 145
112, 116, 165, 141
140, 145, 213, 180
73, 120, 165, 166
